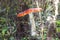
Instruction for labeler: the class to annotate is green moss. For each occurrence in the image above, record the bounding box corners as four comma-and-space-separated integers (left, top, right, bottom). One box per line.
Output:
56, 20, 60, 32
56, 27, 60, 32
56, 20, 60, 27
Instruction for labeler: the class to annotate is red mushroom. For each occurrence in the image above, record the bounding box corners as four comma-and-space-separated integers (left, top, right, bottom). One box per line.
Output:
17, 8, 42, 17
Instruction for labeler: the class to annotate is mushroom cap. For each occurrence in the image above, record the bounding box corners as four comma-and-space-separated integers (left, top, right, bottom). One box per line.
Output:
17, 8, 42, 17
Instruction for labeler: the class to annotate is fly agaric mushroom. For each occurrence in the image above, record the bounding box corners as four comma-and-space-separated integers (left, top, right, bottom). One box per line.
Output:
17, 8, 42, 17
